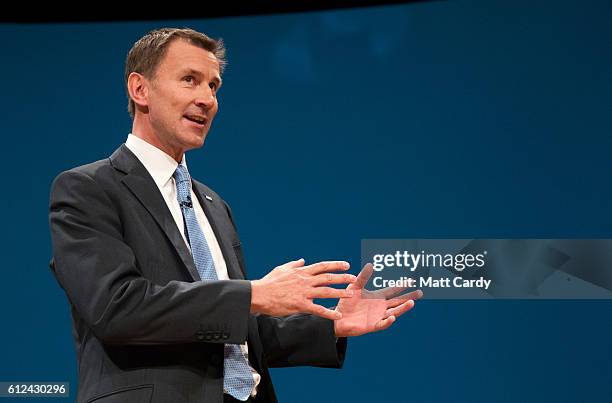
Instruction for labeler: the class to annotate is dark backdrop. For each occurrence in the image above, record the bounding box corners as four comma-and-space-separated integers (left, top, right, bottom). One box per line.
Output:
1, 1, 611, 402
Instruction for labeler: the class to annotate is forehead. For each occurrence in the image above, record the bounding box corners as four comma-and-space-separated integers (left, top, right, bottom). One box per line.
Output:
157, 39, 220, 75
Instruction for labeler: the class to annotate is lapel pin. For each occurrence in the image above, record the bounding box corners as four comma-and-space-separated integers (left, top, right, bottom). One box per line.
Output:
205, 195, 213, 201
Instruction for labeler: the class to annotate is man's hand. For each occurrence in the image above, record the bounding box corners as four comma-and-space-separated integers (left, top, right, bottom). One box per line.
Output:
334, 263, 423, 337
251, 259, 357, 320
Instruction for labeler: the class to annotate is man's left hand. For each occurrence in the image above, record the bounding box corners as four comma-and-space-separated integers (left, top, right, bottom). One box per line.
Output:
334, 263, 423, 337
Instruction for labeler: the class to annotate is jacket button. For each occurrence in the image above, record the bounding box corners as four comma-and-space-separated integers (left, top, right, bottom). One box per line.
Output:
213, 331, 221, 340
196, 331, 205, 341
222, 333, 229, 340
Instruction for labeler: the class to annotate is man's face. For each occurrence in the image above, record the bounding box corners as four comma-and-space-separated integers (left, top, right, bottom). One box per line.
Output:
145, 39, 221, 156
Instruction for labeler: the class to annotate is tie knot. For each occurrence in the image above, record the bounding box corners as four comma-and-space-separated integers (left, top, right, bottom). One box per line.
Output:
174, 164, 191, 183
174, 164, 192, 204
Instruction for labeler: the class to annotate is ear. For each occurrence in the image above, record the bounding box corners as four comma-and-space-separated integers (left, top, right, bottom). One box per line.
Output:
127, 72, 150, 111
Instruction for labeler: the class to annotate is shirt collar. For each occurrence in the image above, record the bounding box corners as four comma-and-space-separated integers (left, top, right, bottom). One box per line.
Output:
125, 133, 187, 188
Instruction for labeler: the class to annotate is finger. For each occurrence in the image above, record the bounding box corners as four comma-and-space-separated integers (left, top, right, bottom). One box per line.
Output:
371, 285, 407, 299
413, 289, 424, 300
305, 303, 343, 320
283, 258, 305, 269
386, 294, 411, 308
311, 273, 357, 286
385, 299, 415, 318
350, 263, 374, 290
303, 261, 350, 275
308, 287, 354, 299
374, 315, 396, 332
386, 290, 423, 308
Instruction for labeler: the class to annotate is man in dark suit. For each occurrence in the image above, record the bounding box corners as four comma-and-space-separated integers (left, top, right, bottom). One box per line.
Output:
49, 28, 420, 403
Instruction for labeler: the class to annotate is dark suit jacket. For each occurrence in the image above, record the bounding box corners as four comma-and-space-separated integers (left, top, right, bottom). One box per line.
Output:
49, 144, 346, 403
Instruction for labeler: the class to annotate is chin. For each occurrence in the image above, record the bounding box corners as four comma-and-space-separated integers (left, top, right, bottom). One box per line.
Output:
187, 133, 207, 150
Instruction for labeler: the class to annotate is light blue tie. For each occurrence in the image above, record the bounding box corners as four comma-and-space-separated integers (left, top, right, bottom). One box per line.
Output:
174, 164, 255, 401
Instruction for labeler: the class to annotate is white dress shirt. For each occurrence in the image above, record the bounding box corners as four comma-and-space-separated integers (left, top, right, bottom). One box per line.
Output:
125, 133, 260, 396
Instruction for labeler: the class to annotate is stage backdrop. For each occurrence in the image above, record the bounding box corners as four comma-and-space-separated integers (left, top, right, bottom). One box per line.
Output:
1, 1, 611, 402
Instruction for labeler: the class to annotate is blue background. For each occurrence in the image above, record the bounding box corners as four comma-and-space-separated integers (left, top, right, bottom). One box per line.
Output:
1, 1, 611, 402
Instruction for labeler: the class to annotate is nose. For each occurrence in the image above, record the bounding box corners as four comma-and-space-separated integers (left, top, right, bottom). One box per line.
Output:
194, 86, 215, 110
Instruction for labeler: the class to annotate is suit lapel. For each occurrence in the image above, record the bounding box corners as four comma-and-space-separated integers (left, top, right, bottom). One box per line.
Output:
110, 145, 201, 282
192, 182, 245, 280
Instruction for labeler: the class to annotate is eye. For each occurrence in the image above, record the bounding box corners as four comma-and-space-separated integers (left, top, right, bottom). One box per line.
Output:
209, 82, 217, 91
183, 75, 196, 85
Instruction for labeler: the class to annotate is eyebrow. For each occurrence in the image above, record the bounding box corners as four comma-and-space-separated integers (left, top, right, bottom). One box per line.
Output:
181, 68, 222, 87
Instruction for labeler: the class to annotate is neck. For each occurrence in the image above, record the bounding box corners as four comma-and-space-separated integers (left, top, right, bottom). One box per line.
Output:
132, 114, 184, 163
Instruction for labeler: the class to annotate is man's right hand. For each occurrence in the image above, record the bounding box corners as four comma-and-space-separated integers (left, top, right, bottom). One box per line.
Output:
250, 259, 356, 320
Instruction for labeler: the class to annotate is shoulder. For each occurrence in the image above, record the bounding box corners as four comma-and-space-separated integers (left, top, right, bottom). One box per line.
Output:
192, 179, 230, 209
192, 179, 221, 201
50, 145, 133, 204
191, 179, 237, 220
51, 158, 118, 192
51, 144, 141, 190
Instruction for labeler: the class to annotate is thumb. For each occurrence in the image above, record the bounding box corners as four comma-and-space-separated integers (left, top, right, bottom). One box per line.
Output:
285, 258, 305, 269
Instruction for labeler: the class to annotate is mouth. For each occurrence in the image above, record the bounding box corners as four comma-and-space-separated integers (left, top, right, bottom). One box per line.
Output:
183, 114, 207, 128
